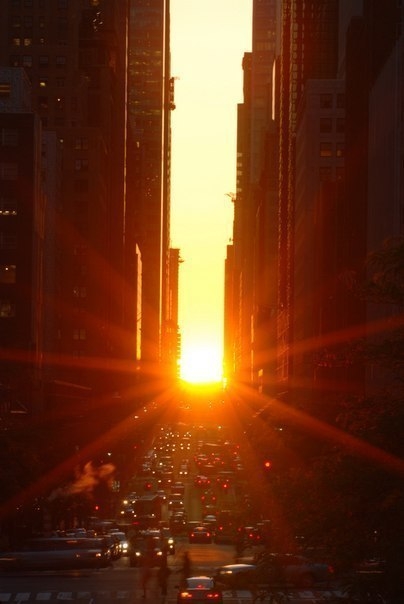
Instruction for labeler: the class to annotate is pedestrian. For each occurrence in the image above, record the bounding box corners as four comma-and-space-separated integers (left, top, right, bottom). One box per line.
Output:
140, 554, 152, 598
180, 550, 191, 585
157, 556, 171, 601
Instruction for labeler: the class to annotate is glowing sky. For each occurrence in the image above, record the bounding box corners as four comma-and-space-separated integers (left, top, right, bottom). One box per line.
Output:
170, 1, 252, 375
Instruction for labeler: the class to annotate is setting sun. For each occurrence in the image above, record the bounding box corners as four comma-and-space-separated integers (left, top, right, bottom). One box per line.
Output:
180, 344, 223, 384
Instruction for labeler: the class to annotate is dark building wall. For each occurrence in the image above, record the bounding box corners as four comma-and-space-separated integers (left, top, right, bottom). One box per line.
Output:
0, 1, 130, 400
0, 111, 44, 403
127, 0, 171, 371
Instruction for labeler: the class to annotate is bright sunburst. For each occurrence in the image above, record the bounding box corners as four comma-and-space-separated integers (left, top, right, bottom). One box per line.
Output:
180, 343, 223, 384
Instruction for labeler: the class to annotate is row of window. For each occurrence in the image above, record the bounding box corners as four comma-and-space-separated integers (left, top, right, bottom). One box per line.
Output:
319, 93, 345, 110
11, 35, 68, 47
10, 0, 70, 8
319, 117, 345, 133
320, 142, 344, 158
0, 159, 90, 180
9, 54, 67, 68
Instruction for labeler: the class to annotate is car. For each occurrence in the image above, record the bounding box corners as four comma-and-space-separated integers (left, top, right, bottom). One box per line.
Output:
189, 526, 213, 544
0, 537, 111, 571
128, 535, 165, 567
171, 481, 186, 495
202, 514, 217, 528
214, 563, 257, 589
194, 475, 211, 488
254, 552, 335, 588
168, 492, 184, 509
215, 554, 335, 589
177, 576, 223, 603
160, 527, 176, 555
109, 530, 129, 555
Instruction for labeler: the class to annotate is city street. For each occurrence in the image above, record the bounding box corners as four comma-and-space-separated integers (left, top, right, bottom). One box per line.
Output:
0, 538, 345, 603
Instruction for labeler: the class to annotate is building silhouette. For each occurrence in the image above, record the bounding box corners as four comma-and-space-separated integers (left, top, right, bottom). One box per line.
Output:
0, 0, 177, 418
226, 0, 404, 412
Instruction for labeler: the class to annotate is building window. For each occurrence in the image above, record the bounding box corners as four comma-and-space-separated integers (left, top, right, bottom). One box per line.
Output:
336, 167, 345, 181
56, 77, 65, 87
320, 142, 332, 158
0, 83, 11, 97
73, 286, 87, 298
336, 93, 345, 109
73, 328, 87, 341
23, 38, 32, 47
24, 0, 33, 7
12, 16, 22, 28
39, 16, 46, 29
319, 166, 332, 181
74, 245, 88, 256
22, 55, 33, 68
319, 117, 332, 133
75, 179, 89, 193
1, 129, 19, 146
0, 198, 17, 215
336, 143, 345, 158
75, 138, 89, 150
75, 159, 89, 171
0, 233, 17, 250
9, 56, 20, 67
39, 55, 49, 67
56, 56, 67, 67
12, 38, 21, 46
336, 118, 345, 133
0, 265, 16, 284
55, 96, 65, 110
319, 93, 332, 109
38, 96, 48, 109
0, 163, 18, 180
39, 78, 48, 88
0, 300, 15, 318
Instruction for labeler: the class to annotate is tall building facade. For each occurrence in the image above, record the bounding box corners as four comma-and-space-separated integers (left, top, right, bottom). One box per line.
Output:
0, 67, 44, 411
227, 0, 404, 410
127, 0, 172, 374
0, 1, 131, 412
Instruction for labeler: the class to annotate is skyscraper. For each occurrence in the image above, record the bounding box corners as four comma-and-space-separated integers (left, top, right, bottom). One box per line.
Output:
127, 0, 172, 373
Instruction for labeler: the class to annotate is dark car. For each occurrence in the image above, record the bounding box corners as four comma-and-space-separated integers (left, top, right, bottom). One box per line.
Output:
177, 576, 223, 603
214, 563, 257, 589
0, 537, 111, 571
189, 526, 213, 544
215, 554, 334, 589
128, 535, 165, 567
254, 552, 334, 588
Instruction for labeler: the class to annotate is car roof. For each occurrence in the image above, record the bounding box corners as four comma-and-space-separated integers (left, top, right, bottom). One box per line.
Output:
185, 576, 214, 588
218, 563, 256, 571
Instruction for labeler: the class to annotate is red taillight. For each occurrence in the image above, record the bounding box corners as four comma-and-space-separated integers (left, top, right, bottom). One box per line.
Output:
179, 591, 193, 599
206, 593, 221, 599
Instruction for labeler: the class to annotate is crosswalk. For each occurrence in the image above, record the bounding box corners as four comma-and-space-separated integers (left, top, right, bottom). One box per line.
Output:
0, 589, 346, 602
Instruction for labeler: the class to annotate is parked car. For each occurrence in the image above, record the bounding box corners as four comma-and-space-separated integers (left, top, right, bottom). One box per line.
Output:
215, 554, 334, 589
189, 526, 213, 544
254, 552, 335, 588
177, 576, 223, 603
214, 563, 257, 589
0, 537, 111, 571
